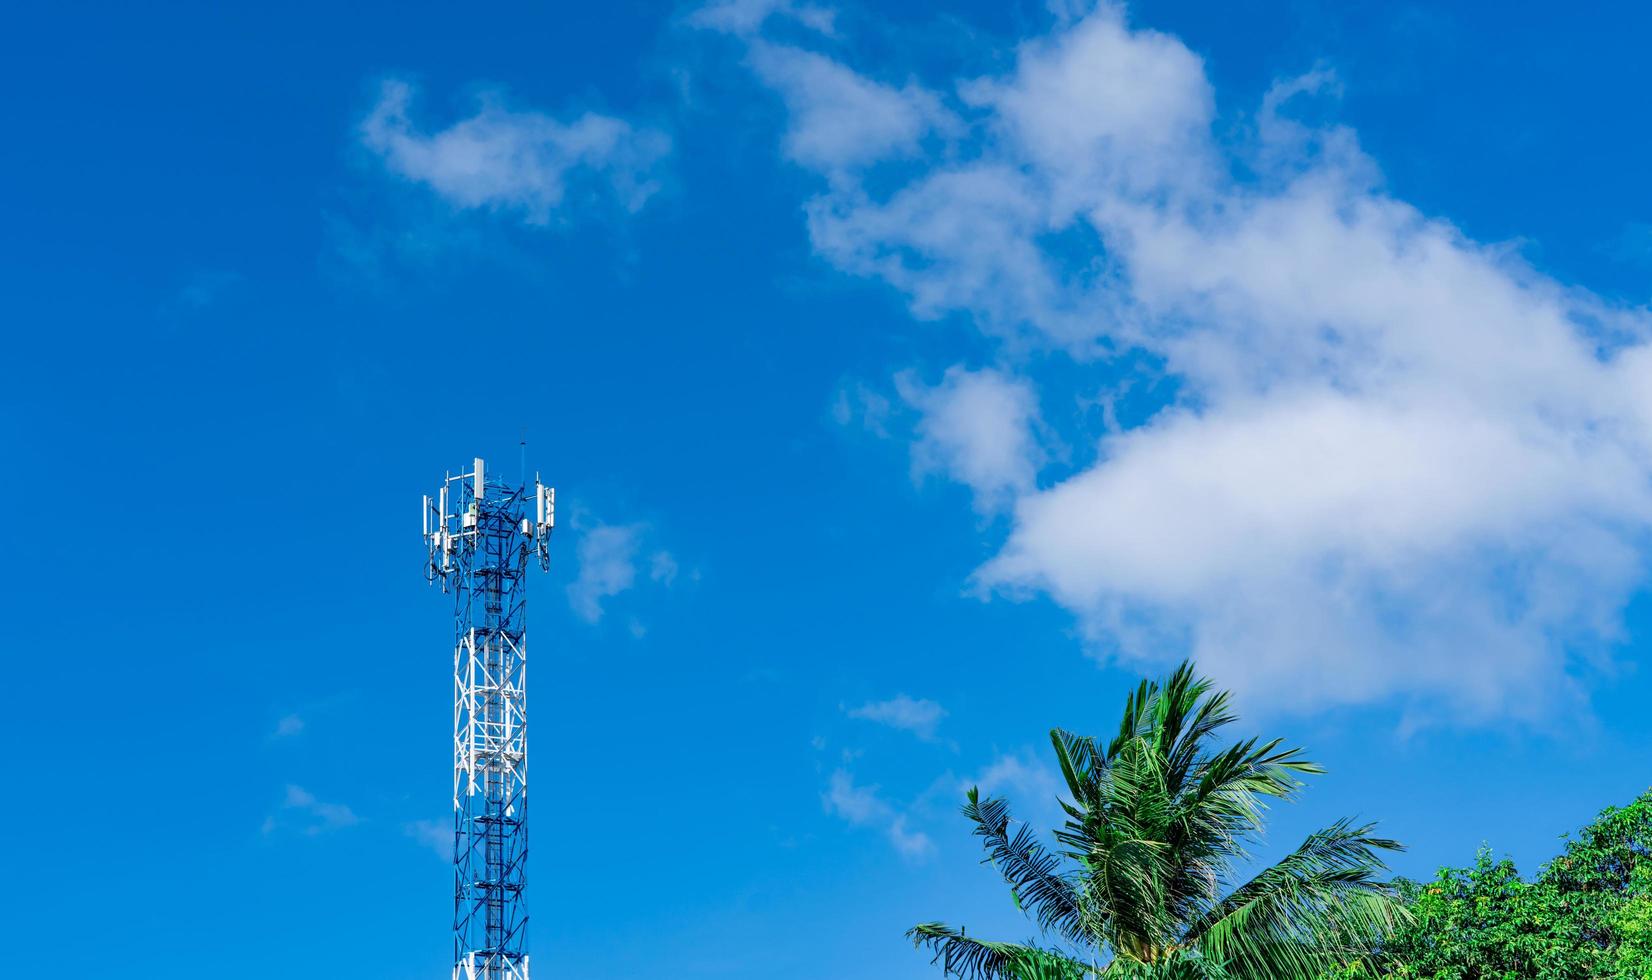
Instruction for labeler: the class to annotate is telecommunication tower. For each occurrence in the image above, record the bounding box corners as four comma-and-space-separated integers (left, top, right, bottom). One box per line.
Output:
424, 457, 555, 980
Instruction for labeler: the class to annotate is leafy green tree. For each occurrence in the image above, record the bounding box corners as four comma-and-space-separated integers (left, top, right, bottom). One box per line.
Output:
1379, 851, 1598, 977
908, 662, 1408, 979
1612, 864, 1652, 977
1371, 790, 1652, 979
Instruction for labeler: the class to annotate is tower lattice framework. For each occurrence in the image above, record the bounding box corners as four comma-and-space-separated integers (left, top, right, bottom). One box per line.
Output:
425, 457, 554, 980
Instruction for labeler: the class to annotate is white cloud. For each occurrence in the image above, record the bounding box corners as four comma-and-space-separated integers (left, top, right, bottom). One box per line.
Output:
846, 694, 948, 740
728, 2, 1652, 721
970, 751, 1067, 830
272, 713, 305, 738
886, 815, 934, 860
747, 42, 951, 176
361, 79, 669, 223
650, 550, 679, 586
689, 0, 837, 37
965, 5, 1215, 201
972, 751, 1063, 802
832, 379, 893, 436
823, 768, 934, 859
567, 523, 643, 623
978, 391, 1648, 716
567, 522, 683, 626
900, 367, 1047, 511
807, 163, 1096, 343
268, 785, 360, 836
403, 818, 450, 860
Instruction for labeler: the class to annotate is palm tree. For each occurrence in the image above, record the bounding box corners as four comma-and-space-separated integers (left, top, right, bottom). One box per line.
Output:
908, 662, 1406, 979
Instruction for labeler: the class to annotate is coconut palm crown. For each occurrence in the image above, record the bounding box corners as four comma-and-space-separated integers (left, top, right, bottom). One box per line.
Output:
909, 661, 1407, 979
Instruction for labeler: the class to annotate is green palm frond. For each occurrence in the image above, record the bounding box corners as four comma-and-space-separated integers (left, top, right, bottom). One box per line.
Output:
1103, 947, 1232, 979
1162, 682, 1236, 797
906, 923, 1091, 980
1185, 819, 1407, 979
1052, 728, 1105, 809
965, 788, 1088, 943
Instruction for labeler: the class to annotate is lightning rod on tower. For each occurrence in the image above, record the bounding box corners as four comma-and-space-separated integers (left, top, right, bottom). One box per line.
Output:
424, 456, 555, 980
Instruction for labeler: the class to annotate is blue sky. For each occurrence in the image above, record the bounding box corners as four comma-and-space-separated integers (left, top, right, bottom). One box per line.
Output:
5, 1, 1652, 976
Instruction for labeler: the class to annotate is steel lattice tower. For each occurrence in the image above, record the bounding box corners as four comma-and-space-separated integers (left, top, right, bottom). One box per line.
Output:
424, 457, 554, 980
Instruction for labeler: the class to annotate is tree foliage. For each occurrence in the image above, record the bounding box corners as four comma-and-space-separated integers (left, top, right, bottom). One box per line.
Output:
1364, 790, 1652, 979
908, 661, 1407, 979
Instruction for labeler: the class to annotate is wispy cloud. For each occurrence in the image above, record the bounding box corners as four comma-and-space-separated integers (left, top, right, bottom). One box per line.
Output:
846, 694, 948, 741
264, 785, 360, 837
831, 379, 893, 437
972, 751, 1062, 800
566, 519, 683, 626
970, 750, 1066, 829
822, 768, 934, 860
722, 1, 1652, 723
744, 41, 951, 176
403, 819, 449, 860
272, 714, 305, 738
360, 79, 670, 224
649, 550, 679, 586
689, 0, 836, 37
567, 524, 641, 623
898, 367, 1047, 513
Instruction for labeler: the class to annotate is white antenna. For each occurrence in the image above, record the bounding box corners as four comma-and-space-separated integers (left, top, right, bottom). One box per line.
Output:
531, 477, 555, 570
